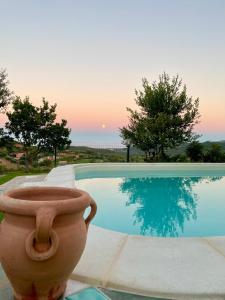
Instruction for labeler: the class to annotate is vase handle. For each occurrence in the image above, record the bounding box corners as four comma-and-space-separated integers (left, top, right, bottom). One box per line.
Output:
25, 207, 59, 261
35, 207, 56, 244
85, 197, 97, 230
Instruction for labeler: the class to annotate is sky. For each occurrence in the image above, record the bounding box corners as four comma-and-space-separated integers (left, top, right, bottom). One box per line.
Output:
0, 0, 225, 146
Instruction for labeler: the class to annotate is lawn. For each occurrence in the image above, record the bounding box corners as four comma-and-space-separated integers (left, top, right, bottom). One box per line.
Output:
0, 169, 50, 222
0, 169, 49, 185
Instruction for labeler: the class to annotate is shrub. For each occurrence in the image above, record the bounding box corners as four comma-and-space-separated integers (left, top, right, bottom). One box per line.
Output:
204, 144, 225, 162
170, 154, 189, 162
0, 164, 7, 174
0, 212, 4, 222
38, 159, 53, 167
186, 141, 204, 162
0, 150, 7, 158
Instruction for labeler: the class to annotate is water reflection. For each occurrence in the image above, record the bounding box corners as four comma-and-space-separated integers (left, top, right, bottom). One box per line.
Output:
119, 176, 222, 237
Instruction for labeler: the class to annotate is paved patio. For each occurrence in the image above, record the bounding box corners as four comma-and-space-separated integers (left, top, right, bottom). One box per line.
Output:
2, 164, 225, 299
0, 173, 164, 300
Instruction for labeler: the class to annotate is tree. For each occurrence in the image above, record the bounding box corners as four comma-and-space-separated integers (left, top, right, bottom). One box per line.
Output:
0, 128, 14, 150
121, 73, 200, 160
0, 69, 14, 149
121, 113, 156, 161
38, 120, 71, 167
6, 97, 57, 171
204, 144, 225, 162
186, 141, 204, 162
0, 69, 13, 112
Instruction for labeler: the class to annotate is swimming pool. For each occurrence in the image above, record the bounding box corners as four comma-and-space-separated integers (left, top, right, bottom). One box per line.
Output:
75, 164, 225, 237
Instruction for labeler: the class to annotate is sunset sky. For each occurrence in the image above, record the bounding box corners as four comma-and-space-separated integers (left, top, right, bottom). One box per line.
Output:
0, 0, 225, 146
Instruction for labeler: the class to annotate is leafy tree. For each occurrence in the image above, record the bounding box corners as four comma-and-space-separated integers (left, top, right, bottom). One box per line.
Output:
121, 115, 156, 161
186, 141, 204, 162
0, 69, 13, 112
0, 69, 14, 149
204, 143, 225, 162
121, 73, 200, 160
38, 119, 71, 167
6, 97, 56, 171
0, 128, 14, 151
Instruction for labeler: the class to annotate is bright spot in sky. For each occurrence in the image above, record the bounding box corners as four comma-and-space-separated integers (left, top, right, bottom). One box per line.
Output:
101, 124, 106, 129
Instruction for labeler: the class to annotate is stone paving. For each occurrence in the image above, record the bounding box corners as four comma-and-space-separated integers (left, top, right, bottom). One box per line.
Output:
0, 266, 13, 299
0, 265, 89, 300
47, 164, 225, 300
0, 174, 47, 192
0, 264, 160, 300
3, 166, 225, 299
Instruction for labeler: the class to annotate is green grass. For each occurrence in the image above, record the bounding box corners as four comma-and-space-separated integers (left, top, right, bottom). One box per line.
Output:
0, 169, 49, 185
0, 169, 50, 223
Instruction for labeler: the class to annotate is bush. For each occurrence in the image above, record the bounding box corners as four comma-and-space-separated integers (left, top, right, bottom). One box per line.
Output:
38, 159, 53, 167
170, 154, 189, 162
0, 212, 4, 222
5, 155, 17, 164
186, 141, 204, 162
0, 150, 7, 158
0, 164, 7, 174
203, 144, 225, 162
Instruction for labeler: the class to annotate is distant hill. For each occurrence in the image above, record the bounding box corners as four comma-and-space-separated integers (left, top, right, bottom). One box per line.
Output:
70, 145, 126, 153
167, 140, 225, 156
202, 140, 225, 150
71, 140, 225, 157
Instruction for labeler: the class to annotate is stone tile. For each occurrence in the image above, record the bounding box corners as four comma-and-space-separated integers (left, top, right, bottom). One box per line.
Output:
24, 175, 46, 180
0, 175, 46, 191
106, 236, 225, 300
20, 181, 47, 187
71, 225, 127, 286
47, 165, 75, 178
46, 174, 74, 183
204, 236, 225, 258
21, 180, 75, 188
47, 180, 75, 188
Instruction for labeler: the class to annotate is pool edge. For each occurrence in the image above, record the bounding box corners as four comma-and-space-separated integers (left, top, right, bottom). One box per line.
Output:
29, 163, 225, 299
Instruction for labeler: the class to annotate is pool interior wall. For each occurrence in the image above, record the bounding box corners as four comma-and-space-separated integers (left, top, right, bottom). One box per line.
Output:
74, 163, 225, 179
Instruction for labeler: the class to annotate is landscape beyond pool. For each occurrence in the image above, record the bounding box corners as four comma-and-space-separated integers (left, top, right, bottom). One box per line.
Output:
76, 167, 225, 237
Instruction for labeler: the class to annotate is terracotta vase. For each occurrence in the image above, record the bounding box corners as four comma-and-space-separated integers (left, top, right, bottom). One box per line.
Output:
0, 186, 97, 300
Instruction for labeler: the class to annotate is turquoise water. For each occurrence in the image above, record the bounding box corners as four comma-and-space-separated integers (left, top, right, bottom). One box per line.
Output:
66, 288, 109, 300
76, 172, 225, 237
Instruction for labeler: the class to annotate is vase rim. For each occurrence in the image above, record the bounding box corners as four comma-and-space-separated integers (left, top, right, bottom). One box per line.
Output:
0, 186, 91, 216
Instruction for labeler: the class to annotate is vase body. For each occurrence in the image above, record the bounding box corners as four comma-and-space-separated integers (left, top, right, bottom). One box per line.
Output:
0, 186, 97, 300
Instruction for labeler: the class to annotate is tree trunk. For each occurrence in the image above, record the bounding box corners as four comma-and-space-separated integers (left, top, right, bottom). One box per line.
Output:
145, 151, 148, 160
126, 144, 130, 162
54, 147, 57, 167
160, 145, 166, 160
24, 149, 29, 173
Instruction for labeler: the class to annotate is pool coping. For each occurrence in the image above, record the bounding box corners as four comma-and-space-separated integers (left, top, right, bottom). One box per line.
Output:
22, 163, 225, 300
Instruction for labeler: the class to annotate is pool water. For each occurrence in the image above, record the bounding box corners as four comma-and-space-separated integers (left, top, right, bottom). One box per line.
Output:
77, 173, 225, 237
